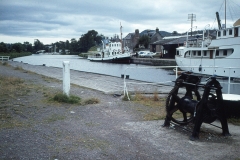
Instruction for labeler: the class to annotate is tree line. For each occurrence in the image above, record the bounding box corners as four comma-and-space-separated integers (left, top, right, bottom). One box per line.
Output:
0, 29, 152, 55
0, 30, 103, 55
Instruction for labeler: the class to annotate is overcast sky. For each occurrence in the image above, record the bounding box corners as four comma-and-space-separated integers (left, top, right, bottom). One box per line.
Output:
0, 0, 239, 44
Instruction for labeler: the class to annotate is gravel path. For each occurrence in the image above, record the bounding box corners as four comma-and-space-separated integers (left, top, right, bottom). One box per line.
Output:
0, 62, 240, 160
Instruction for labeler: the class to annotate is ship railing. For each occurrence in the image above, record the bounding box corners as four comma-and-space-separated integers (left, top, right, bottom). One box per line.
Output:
88, 55, 102, 58
0, 56, 10, 61
185, 40, 204, 48
123, 65, 240, 100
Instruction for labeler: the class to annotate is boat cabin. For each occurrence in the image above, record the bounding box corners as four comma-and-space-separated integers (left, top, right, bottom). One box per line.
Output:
217, 19, 240, 39
108, 42, 123, 55
216, 26, 240, 39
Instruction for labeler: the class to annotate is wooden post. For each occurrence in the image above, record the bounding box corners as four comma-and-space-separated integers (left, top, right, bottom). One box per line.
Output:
63, 61, 70, 96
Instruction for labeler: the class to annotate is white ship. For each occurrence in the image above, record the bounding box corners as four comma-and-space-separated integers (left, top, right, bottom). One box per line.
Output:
87, 41, 131, 62
176, 14, 240, 78
88, 24, 131, 62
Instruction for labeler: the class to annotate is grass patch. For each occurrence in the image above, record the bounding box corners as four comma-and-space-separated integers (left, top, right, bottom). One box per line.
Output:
144, 112, 166, 121
41, 75, 60, 83
44, 114, 66, 123
53, 93, 81, 104
14, 66, 23, 70
78, 53, 89, 58
228, 117, 240, 125
0, 75, 29, 98
82, 98, 100, 105
51, 93, 99, 105
0, 119, 27, 129
133, 92, 165, 107
125, 92, 166, 121
77, 137, 109, 150
0, 52, 32, 59
0, 61, 9, 66
122, 94, 132, 101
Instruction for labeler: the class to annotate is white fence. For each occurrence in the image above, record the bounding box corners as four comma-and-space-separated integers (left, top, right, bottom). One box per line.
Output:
0, 56, 10, 61
123, 66, 240, 100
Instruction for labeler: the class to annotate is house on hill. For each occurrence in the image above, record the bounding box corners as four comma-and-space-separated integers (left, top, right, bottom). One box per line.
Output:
123, 29, 140, 52
123, 28, 168, 52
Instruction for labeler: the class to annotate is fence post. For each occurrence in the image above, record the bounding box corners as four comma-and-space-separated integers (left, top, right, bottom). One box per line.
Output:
63, 61, 70, 96
228, 68, 231, 94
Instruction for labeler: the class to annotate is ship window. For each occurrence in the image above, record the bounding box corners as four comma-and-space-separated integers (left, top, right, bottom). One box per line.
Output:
204, 51, 207, 56
223, 30, 226, 36
218, 31, 221, 37
234, 27, 239, 37
216, 50, 219, 56
229, 29, 232, 35
193, 51, 196, 56
223, 50, 227, 56
176, 51, 179, 55
198, 51, 201, 56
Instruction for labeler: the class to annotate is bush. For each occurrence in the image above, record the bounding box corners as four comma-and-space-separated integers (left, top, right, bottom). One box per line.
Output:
0, 52, 32, 59
82, 98, 100, 105
53, 93, 81, 104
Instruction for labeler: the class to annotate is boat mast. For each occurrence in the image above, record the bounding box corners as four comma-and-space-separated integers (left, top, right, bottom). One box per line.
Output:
120, 22, 123, 53
225, 0, 226, 28
216, 12, 222, 30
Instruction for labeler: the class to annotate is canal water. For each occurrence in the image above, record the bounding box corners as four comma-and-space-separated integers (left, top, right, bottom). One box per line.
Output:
13, 54, 240, 94
13, 54, 176, 83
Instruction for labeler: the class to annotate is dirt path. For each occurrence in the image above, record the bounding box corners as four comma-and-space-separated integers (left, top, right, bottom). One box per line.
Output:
0, 63, 240, 160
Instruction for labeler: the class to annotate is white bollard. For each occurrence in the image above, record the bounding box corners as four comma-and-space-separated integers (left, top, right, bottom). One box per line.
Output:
63, 61, 70, 96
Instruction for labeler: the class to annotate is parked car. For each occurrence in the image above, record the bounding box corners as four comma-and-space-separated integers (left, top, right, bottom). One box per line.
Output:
143, 52, 153, 58
138, 51, 149, 57
139, 51, 155, 58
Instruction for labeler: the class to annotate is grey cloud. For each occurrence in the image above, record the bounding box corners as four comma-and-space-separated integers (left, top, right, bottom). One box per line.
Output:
0, 0, 239, 44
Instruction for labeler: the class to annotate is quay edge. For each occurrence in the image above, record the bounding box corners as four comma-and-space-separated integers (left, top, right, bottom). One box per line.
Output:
131, 57, 176, 66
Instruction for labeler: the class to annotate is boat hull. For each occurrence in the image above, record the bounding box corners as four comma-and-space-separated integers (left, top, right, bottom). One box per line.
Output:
88, 55, 132, 63
175, 56, 240, 78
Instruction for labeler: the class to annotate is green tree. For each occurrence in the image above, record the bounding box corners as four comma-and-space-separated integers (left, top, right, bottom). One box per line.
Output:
65, 40, 70, 50
55, 42, 60, 52
172, 31, 178, 35
0, 42, 8, 53
23, 41, 33, 52
12, 43, 23, 53
137, 35, 150, 49
70, 38, 78, 52
58, 41, 66, 54
34, 39, 44, 52
78, 30, 103, 53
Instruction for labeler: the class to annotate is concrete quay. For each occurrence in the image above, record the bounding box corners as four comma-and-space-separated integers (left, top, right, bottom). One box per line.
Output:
8, 61, 176, 95
131, 57, 176, 66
